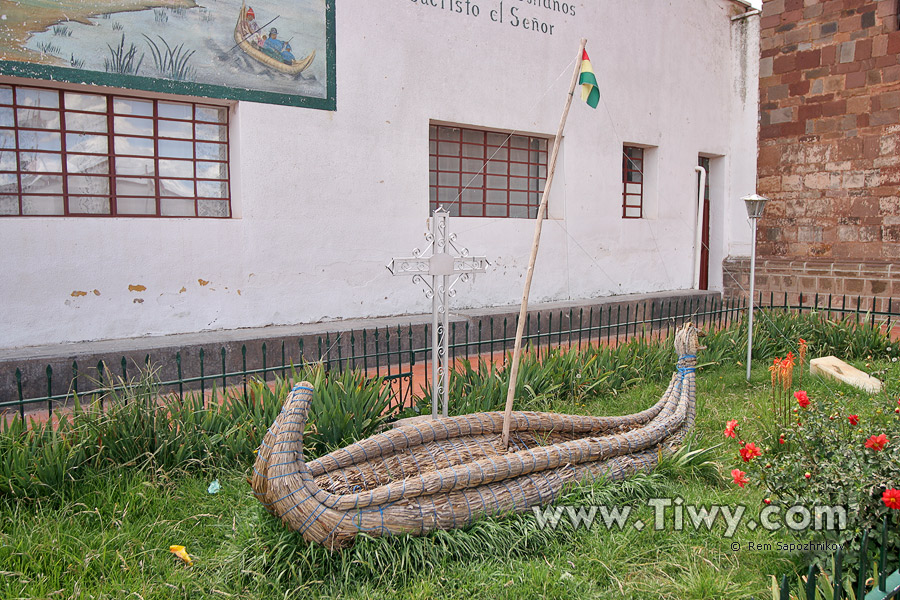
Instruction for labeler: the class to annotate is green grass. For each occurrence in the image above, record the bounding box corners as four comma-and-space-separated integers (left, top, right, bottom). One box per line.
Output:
2, 311, 896, 599
0, 359, 817, 600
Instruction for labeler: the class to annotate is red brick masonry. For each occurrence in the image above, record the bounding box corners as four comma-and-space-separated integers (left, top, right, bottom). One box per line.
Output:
723, 256, 900, 306
757, 0, 900, 267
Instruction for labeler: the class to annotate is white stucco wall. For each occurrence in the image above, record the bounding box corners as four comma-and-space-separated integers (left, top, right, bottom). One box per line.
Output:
0, 0, 760, 349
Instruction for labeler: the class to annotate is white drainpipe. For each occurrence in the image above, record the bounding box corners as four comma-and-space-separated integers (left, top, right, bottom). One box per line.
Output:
693, 165, 707, 290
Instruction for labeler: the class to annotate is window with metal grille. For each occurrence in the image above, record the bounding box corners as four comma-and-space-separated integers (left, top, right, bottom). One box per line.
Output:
622, 145, 643, 219
429, 124, 548, 218
0, 83, 230, 217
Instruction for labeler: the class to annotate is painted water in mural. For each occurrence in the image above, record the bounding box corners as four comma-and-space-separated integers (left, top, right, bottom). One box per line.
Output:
0, 0, 328, 103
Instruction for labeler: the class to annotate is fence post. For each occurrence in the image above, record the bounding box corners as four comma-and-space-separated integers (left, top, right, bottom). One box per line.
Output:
396, 325, 403, 377
833, 546, 843, 600
385, 328, 392, 378
879, 515, 889, 592
241, 345, 247, 401
857, 530, 870, 599
578, 308, 584, 349
889, 297, 894, 336
362, 330, 368, 373
423, 324, 429, 384
221, 347, 227, 392
407, 325, 414, 371
489, 317, 495, 362
374, 328, 381, 377
176, 351, 183, 400
97, 360, 105, 410
199, 348, 205, 405
46, 365, 53, 418
350, 331, 356, 370
15, 368, 24, 420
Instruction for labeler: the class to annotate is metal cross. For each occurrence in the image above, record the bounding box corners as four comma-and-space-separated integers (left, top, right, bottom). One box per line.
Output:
388, 208, 489, 419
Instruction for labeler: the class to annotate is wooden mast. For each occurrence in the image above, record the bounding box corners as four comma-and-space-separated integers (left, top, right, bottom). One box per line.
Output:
501, 38, 588, 449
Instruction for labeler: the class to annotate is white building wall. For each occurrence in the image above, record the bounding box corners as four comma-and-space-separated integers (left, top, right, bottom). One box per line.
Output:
0, 0, 759, 349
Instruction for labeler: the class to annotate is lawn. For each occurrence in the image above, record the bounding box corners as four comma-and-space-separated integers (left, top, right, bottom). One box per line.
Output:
2, 314, 897, 599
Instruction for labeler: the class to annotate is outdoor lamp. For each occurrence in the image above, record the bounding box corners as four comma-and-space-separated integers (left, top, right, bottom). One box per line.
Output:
742, 193, 768, 381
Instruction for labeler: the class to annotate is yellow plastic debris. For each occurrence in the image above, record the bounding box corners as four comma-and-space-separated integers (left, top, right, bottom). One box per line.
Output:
169, 545, 193, 566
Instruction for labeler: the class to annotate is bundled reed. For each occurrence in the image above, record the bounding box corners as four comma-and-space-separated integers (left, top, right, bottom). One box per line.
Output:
252, 323, 699, 549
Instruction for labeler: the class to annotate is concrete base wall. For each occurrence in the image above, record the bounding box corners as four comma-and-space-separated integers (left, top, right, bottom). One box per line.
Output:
2, 289, 720, 405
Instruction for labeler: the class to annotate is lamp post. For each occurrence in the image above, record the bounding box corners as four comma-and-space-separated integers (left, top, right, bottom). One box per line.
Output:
742, 193, 768, 381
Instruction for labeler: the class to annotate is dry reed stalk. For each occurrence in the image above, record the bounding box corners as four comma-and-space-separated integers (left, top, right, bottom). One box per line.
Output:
251, 324, 700, 549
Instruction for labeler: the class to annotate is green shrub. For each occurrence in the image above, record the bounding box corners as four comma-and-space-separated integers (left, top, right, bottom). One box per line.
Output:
725, 344, 900, 575
0, 364, 394, 501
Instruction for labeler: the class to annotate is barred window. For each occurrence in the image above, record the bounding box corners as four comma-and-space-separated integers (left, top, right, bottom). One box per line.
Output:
622, 145, 643, 219
0, 83, 230, 217
429, 124, 548, 218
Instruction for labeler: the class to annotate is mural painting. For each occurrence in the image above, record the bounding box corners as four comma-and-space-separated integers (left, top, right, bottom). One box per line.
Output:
0, 0, 334, 109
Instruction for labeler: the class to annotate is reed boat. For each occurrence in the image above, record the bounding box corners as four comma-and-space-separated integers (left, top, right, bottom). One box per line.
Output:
234, 4, 315, 76
251, 322, 699, 549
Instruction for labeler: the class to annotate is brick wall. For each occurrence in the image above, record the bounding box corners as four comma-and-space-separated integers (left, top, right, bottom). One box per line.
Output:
753, 0, 900, 298
723, 257, 900, 307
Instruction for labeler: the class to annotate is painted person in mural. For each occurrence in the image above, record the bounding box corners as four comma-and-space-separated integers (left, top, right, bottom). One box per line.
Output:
263, 27, 295, 65
244, 7, 261, 37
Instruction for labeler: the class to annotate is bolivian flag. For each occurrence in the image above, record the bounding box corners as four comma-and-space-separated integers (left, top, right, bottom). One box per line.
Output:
579, 50, 600, 109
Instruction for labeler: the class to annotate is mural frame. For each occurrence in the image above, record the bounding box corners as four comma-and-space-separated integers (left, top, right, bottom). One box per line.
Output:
0, 0, 336, 110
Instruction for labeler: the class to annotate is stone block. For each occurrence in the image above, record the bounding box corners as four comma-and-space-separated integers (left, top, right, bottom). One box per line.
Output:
810, 356, 882, 393
774, 54, 798, 74
842, 171, 865, 188
845, 70, 867, 88
870, 109, 900, 126
796, 49, 822, 69
839, 41, 857, 63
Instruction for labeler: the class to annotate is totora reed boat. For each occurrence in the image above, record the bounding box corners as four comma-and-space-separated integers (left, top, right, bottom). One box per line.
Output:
234, 4, 315, 76
251, 322, 699, 549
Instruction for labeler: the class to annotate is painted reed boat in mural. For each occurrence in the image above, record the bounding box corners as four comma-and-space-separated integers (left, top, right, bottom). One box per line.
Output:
251, 323, 699, 550
234, 4, 315, 76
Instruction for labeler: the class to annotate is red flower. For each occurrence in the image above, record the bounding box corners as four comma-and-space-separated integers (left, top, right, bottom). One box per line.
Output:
724, 420, 738, 438
779, 435, 785, 444
804, 472, 811, 479
763, 498, 771, 505
731, 469, 749, 488
883, 489, 900, 510
739, 442, 762, 462
794, 390, 810, 408
865, 434, 889, 451
848, 415, 860, 426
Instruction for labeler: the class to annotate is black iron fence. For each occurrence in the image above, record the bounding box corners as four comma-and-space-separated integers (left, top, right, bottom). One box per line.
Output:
3, 292, 899, 421
775, 515, 900, 600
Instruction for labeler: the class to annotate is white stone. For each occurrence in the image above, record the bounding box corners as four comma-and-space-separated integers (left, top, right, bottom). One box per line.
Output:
810, 356, 883, 393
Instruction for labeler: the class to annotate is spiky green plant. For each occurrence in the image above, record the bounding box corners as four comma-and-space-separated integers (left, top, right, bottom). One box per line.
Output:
103, 34, 143, 75
143, 34, 196, 81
